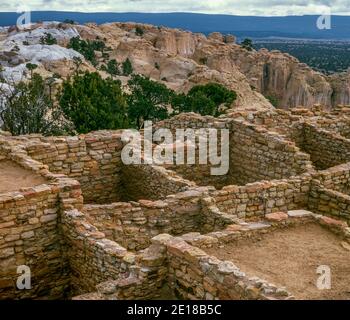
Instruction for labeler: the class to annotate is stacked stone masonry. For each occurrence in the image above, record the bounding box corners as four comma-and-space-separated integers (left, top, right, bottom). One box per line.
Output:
1, 107, 350, 300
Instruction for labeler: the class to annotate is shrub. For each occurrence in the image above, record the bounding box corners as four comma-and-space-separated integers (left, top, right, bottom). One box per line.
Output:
265, 94, 279, 107
63, 19, 75, 24
107, 59, 120, 76
241, 38, 253, 51
172, 82, 237, 117
68, 37, 106, 66
0, 74, 73, 136
122, 58, 133, 76
59, 71, 129, 133
26, 63, 38, 78
199, 57, 208, 65
40, 33, 57, 45
135, 26, 144, 36
127, 74, 174, 128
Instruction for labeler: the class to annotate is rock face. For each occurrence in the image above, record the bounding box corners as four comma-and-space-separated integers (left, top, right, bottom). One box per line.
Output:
328, 71, 350, 107
76, 23, 273, 111
1, 21, 350, 109
228, 48, 334, 108
75, 23, 350, 109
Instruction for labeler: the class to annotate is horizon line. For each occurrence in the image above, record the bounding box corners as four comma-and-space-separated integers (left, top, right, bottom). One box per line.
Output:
1, 11, 350, 18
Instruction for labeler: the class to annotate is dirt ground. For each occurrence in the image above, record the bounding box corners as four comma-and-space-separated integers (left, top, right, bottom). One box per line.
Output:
0, 160, 47, 193
206, 223, 350, 300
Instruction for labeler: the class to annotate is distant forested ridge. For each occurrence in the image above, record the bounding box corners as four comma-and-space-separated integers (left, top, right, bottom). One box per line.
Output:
1, 12, 350, 40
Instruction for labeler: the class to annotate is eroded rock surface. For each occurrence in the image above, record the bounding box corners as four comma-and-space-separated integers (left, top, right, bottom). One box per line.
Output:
1, 21, 350, 110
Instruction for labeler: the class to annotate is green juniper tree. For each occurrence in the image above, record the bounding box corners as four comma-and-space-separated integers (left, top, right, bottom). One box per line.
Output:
26, 63, 38, 79
40, 33, 57, 45
122, 58, 133, 76
172, 83, 237, 117
135, 26, 144, 36
106, 59, 120, 77
59, 71, 129, 133
241, 38, 254, 51
68, 37, 104, 66
73, 56, 83, 74
127, 74, 174, 128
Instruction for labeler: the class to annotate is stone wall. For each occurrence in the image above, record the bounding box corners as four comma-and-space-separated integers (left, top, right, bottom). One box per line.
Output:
155, 113, 314, 189
315, 119, 350, 139
293, 122, 350, 170
154, 113, 230, 188
24, 131, 124, 204
228, 120, 313, 185
210, 175, 311, 218
0, 146, 83, 299
1, 113, 350, 301
308, 185, 350, 224
156, 234, 293, 300
316, 163, 350, 194
61, 209, 136, 295
307, 162, 350, 224
82, 187, 232, 251
73, 213, 350, 301
121, 164, 195, 201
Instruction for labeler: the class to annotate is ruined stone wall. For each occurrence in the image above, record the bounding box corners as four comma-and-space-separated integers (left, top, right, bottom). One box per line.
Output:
154, 113, 230, 188
120, 164, 194, 201
231, 109, 302, 134
168, 213, 349, 300
155, 113, 313, 189
159, 235, 293, 300
0, 186, 68, 299
166, 162, 229, 189
210, 175, 310, 218
316, 163, 350, 194
2, 116, 350, 301
228, 120, 313, 185
24, 131, 124, 204
73, 214, 350, 301
61, 209, 136, 295
82, 188, 217, 251
307, 163, 350, 223
0, 148, 83, 299
314, 119, 350, 139
308, 184, 350, 224
62, 209, 170, 298
293, 122, 350, 170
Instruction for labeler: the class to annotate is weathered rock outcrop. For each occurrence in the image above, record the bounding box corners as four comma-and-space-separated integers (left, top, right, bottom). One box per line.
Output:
93, 23, 350, 109
74, 23, 273, 111
226, 47, 334, 108
2, 21, 350, 110
328, 71, 350, 107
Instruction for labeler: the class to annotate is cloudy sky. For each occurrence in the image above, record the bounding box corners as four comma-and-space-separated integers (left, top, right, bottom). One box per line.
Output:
1, 0, 349, 16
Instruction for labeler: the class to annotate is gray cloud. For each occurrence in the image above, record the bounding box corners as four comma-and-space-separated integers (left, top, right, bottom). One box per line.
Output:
1, 0, 350, 15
